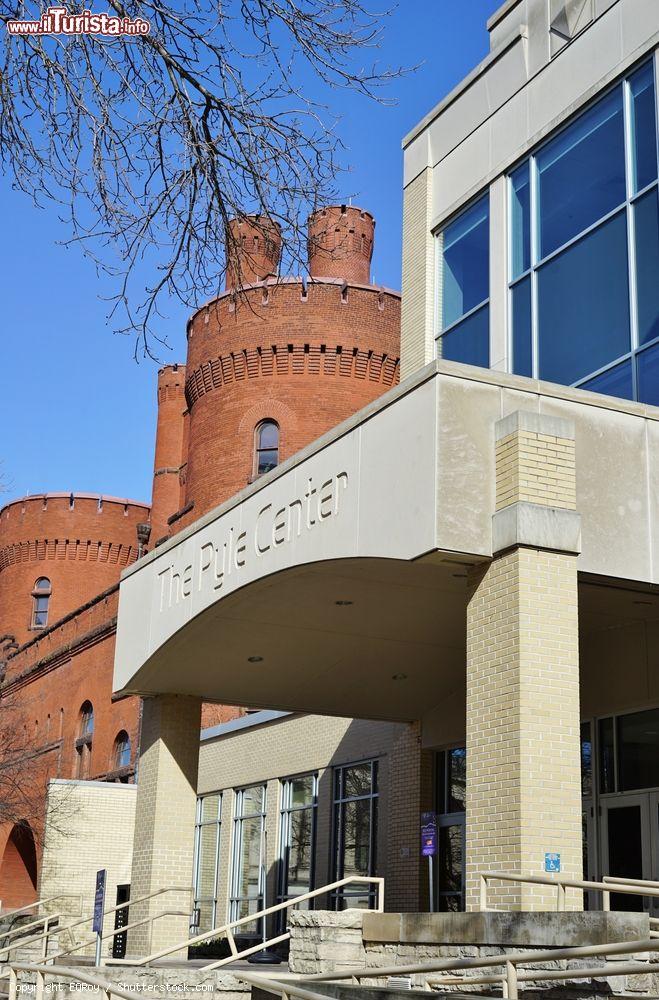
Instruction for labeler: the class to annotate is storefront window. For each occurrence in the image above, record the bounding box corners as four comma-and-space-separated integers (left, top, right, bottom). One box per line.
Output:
192, 793, 222, 934
230, 785, 266, 931
435, 747, 466, 911
331, 761, 378, 909
277, 773, 317, 922
509, 61, 659, 404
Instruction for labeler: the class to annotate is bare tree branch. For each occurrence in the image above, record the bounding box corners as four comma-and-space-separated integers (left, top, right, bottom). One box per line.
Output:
0, 0, 409, 359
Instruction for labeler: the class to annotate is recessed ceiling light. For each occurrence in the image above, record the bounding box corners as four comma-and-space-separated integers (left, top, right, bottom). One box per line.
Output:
335, 600, 353, 606
392, 673, 408, 681
247, 655, 263, 663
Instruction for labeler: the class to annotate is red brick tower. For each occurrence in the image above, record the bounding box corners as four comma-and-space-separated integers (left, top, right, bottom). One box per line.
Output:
175, 205, 400, 528
225, 216, 282, 288
308, 205, 374, 283
0, 494, 150, 649
149, 364, 187, 545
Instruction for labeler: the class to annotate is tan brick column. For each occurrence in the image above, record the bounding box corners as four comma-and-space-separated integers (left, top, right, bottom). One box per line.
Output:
385, 722, 434, 912
127, 694, 201, 958
465, 412, 583, 911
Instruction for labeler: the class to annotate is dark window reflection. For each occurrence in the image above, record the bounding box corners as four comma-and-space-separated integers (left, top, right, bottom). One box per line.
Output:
618, 708, 659, 792
599, 717, 615, 793
581, 721, 593, 798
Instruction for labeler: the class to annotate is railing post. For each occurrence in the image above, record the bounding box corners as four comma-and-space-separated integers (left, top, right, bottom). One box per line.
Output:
41, 917, 50, 961
556, 882, 566, 912
8, 967, 17, 1000
603, 889, 611, 912
506, 961, 518, 1000
480, 875, 488, 911
35, 969, 45, 1000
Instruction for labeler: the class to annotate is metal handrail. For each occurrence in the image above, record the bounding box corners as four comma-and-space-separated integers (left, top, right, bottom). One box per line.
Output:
238, 972, 340, 1000
478, 869, 659, 911
0, 885, 191, 964
47, 910, 190, 962
107, 875, 385, 968
0, 912, 65, 945
282, 935, 659, 1000
0, 915, 60, 965
604, 875, 659, 890
0, 896, 81, 922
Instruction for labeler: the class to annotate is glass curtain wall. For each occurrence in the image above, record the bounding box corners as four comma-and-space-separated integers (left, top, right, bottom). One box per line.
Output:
229, 785, 266, 932
192, 793, 222, 933
509, 60, 659, 404
331, 761, 378, 909
436, 194, 490, 368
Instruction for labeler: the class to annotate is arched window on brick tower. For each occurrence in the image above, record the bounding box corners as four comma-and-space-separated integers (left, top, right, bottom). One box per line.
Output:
76, 701, 94, 778
31, 577, 51, 630
112, 731, 131, 780
254, 420, 279, 477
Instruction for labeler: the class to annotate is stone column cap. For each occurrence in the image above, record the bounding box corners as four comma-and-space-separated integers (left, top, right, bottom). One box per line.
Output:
493, 501, 582, 555
495, 410, 576, 442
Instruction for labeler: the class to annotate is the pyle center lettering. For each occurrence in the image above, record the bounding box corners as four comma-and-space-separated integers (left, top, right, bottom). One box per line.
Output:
157, 472, 348, 612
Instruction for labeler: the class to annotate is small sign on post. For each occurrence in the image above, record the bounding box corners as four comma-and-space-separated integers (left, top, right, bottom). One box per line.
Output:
421, 812, 438, 913
544, 852, 561, 873
93, 869, 107, 966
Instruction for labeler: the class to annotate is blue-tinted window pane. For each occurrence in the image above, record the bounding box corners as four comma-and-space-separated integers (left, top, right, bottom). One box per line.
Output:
538, 212, 630, 385
629, 62, 658, 194
634, 188, 659, 345
638, 343, 659, 405
511, 276, 532, 377
580, 360, 634, 400
257, 450, 278, 474
440, 196, 489, 329
537, 87, 625, 258
258, 421, 278, 449
510, 163, 531, 278
439, 305, 489, 368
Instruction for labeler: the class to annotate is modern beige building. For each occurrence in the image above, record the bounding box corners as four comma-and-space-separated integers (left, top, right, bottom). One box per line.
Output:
193, 711, 424, 944
111, 0, 659, 956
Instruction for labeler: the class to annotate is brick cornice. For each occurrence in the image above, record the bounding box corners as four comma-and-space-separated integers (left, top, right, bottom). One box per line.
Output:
185, 343, 400, 409
0, 538, 138, 572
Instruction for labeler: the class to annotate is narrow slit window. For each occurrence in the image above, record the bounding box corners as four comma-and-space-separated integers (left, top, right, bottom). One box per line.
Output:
31, 577, 51, 629
254, 420, 279, 476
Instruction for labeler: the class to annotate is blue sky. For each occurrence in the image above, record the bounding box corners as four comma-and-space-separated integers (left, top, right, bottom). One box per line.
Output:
1, 1, 498, 506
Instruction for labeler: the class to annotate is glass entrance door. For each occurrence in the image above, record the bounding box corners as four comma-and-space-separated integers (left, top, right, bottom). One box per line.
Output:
650, 792, 659, 914
600, 794, 652, 910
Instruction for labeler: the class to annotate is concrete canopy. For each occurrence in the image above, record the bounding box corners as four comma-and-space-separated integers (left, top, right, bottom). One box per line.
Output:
113, 361, 659, 721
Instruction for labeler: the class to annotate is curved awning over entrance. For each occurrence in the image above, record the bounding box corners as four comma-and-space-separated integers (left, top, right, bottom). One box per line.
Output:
114, 361, 659, 719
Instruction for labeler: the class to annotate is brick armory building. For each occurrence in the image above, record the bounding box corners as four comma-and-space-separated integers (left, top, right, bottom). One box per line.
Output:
108, 0, 659, 960
0, 204, 401, 911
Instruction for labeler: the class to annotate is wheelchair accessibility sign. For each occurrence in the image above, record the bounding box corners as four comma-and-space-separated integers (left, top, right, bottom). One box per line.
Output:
544, 852, 561, 873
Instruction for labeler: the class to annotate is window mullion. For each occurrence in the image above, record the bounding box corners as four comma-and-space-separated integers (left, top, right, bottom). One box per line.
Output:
530, 155, 540, 380
623, 78, 641, 404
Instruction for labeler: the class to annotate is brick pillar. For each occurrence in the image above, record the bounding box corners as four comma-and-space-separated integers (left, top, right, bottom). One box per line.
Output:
465, 412, 583, 912
127, 695, 201, 958
385, 723, 434, 912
